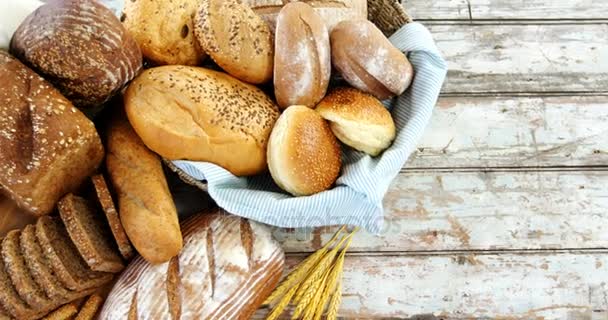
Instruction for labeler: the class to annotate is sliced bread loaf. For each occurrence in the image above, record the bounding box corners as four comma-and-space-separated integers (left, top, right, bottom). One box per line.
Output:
58, 194, 124, 273
91, 175, 134, 260
1, 230, 53, 307
35, 216, 113, 292
20, 224, 74, 302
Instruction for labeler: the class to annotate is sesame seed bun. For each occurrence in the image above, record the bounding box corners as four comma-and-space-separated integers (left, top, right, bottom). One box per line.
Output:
316, 87, 396, 156
124, 66, 280, 176
267, 105, 341, 196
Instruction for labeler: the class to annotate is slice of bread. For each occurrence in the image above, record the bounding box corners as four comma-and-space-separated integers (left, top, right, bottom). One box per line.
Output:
1, 230, 53, 307
20, 225, 74, 302
58, 194, 124, 273
35, 216, 113, 292
74, 294, 103, 320
91, 175, 134, 260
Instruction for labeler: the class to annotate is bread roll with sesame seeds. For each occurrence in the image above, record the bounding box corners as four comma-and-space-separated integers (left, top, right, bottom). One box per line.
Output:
0, 51, 104, 216
121, 0, 206, 66
125, 66, 280, 176
273, 2, 331, 109
10, 0, 142, 111
194, 0, 273, 84
267, 105, 341, 196
316, 87, 396, 156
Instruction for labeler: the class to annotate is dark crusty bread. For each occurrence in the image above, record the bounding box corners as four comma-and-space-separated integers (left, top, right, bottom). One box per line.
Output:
0, 51, 104, 216
35, 216, 113, 292
91, 175, 134, 260
20, 225, 74, 302
1, 230, 53, 307
10, 0, 143, 110
58, 194, 124, 273
74, 294, 103, 320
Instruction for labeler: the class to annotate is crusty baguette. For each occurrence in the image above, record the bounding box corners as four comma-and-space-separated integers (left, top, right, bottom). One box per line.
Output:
106, 115, 182, 264
99, 211, 285, 320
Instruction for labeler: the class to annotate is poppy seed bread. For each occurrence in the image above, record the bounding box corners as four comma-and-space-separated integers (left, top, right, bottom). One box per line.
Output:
58, 194, 124, 273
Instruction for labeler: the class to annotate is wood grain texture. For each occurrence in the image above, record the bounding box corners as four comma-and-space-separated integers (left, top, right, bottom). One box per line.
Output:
406, 95, 608, 168
403, 0, 608, 20
429, 24, 608, 93
275, 170, 608, 253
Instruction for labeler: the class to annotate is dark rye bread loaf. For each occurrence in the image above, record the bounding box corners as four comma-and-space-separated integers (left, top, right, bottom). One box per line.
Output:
91, 175, 134, 260
1, 230, 53, 307
35, 216, 113, 292
20, 225, 73, 302
0, 253, 51, 319
10, 0, 143, 110
58, 194, 124, 273
0, 51, 104, 216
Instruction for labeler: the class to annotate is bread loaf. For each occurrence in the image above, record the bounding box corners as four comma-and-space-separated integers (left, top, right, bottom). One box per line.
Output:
121, 0, 206, 66
10, 0, 142, 110
330, 19, 414, 99
194, 0, 273, 84
316, 87, 396, 156
99, 211, 285, 320
0, 196, 36, 238
0, 51, 104, 216
124, 66, 280, 176
268, 105, 341, 196
106, 115, 183, 264
245, 0, 367, 32
274, 2, 331, 109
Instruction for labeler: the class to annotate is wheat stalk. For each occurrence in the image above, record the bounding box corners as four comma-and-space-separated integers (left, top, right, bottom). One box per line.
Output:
292, 265, 331, 320
263, 226, 345, 306
266, 285, 298, 320
326, 280, 342, 320
303, 269, 331, 320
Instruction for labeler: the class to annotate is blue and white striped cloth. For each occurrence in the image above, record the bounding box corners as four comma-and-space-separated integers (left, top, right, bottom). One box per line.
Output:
173, 22, 447, 233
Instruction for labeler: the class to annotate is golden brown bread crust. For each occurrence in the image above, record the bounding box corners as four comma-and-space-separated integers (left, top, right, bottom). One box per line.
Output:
106, 116, 182, 264
0, 196, 36, 238
194, 0, 273, 84
0, 51, 104, 216
124, 66, 280, 176
10, 0, 142, 109
273, 2, 331, 109
121, 0, 206, 66
74, 294, 103, 320
267, 105, 341, 196
330, 19, 414, 99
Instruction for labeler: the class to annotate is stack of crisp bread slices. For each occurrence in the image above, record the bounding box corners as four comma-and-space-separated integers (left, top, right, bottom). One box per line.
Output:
0, 174, 133, 319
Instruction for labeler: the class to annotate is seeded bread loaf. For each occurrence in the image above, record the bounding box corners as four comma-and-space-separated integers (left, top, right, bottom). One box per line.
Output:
58, 194, 124, 273
99, 211, 285, 319
0, 254, 52, 319
10, 0, 142, 110
35, 216, 113, 292
0, 51, 104, 216
91, 175, 134, 260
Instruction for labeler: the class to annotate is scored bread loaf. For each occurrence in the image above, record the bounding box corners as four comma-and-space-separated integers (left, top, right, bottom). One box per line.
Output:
0, 51, 104, 216
10, 0, 142, 110
99, 211, 285, 320
124, 66, 280, 176
244, 0, 367, 32
106, 115, 182, 264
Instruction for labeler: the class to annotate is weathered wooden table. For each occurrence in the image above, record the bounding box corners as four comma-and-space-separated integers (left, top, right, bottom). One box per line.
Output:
269, 1, 608, 318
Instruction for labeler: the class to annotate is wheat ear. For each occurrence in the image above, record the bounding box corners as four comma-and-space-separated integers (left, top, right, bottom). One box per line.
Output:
303, 268, 331, 320
326, 280, 342, 320
266, 285, 298, 320
263, 226, 345, 305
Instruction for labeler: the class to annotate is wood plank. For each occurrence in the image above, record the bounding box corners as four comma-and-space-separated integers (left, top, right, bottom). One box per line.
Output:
428, 24, 608, 93
256, 253, 608, 319
406, 95, 608, 168
274, 170, 608, 253
403, 0, 608, 20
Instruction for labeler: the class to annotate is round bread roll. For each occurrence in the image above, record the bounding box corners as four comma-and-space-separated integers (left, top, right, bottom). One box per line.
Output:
10, 0, 142, 111
267, 105, 341, 196
194, 0, 273, 84
316, 87, 396, 156
331, 19, 414, 100
125, 66, 280, 176
274, 2, 331, 109
244, 0, 367, 33
121, 0, 206, 66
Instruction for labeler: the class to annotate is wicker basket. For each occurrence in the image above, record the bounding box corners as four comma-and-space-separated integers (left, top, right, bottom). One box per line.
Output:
165, 0, 412, 192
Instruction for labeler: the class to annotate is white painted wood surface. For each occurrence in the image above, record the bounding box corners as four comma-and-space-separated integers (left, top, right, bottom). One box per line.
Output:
275, 170, 608, 253
403, 0, 608, 20
407, 96, 608, 168
430, 24, 608, 93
